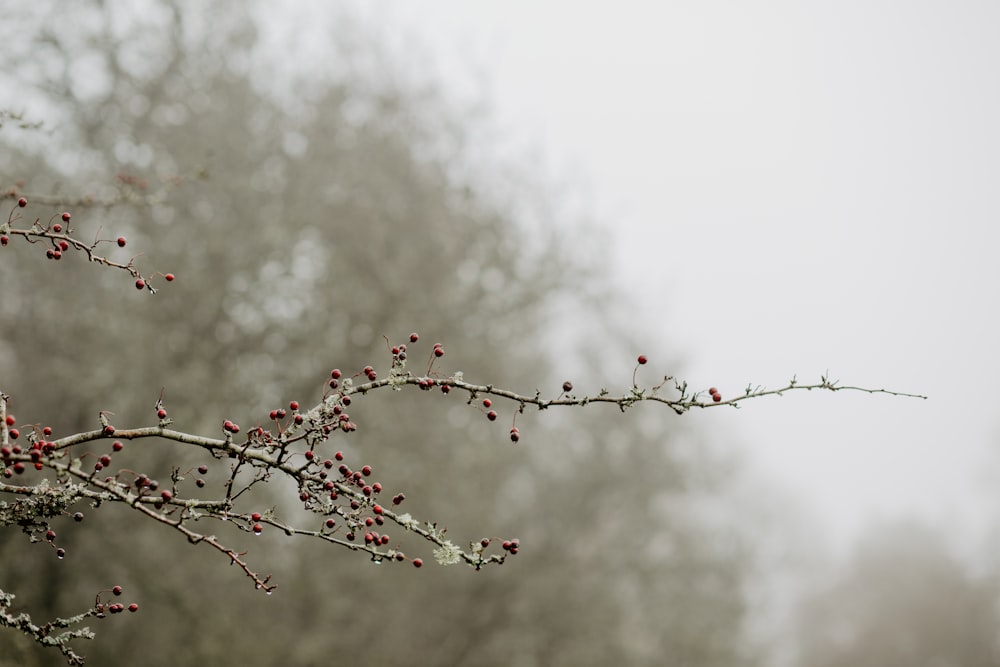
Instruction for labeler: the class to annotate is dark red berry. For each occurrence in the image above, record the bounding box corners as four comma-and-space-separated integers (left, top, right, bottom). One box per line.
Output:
128, 603, 138, 612
409, 332, 419, 342
135, 279, 145, 290
413, 558, 423, 568
56, 547, 66, 559
637, 355, 648, 365
253, 523, 263, 535
8, 428, 19, 440
289, 401, 299, 411
4, 415, 13, 426
117, 236, 127, 247
164, 273, 175, 282
361, 465, 372, 476
61, 212, 71, 222
112, 585, 123, 596
197, 465, 208, 475
562, 381, 573, 392
17, 197, 27, 207
52, 222, 62, 232
712, 393, 722, 403
0, 235, 7, 246
157, 409, 167, 419
45, 530, 56, 541
112, 441, 124, 451
160, 490, 172, 501
74, 512, 84, 522
486, 410, 497, 421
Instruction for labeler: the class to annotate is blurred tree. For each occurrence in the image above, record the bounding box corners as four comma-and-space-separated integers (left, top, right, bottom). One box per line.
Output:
1, 1, 759, 665
792, 519, 1000, 667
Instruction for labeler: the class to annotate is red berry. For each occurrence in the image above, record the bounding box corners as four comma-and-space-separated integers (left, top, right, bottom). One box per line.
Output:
562, 381, 573, 392
99, 455, 111, 466
112, 585, 123, 596
45, 530, 56, 541
198, 465, 208, 474
330, 369, 342, 379
135, 279, 145, 290
0, 235, 7, 246
61, 212, 71, 222
58, 240, 68, 251
112, 441, 124, 451
361, 465, 372, 476
103, 425, 115, 436
251, 512, 262, 522
51, 250, 61, 260
164, 273, 175, 282
128, 603, 138, 612
335, 451, 344, 461
482, 399, 492, 408
289, 401, 299, 411
56, 547, 65, 559
46, 248, 54, 259
412, 558, 423, 568
486, 410, 497, 421
433, 346, 444, 357
373, 504, 383, 515
304, 450, 314, 461
160, 490, 172, 501
117, 236, 127, 247
510, 428, 520, 443
708, 387, 718, 395
157, 409, 167, 419
17, 197, 27, 207
52, 223, 62, 232
392, 493, 406, 505
4, 415, 13, 426
8, 428, 18, 440
637, 355, 648, 365
74, 512, 84, 522
481, 538, 490, 547
13, 462, 24, 474
253, 523, 263, 535
712, 393, 722, 403
409, 332, 419, 342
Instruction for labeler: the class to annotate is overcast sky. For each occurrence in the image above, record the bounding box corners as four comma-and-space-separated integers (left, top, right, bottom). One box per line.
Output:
323, 1, 1000, 554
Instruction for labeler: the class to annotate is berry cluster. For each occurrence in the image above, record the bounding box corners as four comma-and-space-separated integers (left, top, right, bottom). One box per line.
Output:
2, 196, 174, 292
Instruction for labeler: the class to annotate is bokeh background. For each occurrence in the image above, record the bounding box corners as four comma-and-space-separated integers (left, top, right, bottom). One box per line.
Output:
2, 1, 999, 665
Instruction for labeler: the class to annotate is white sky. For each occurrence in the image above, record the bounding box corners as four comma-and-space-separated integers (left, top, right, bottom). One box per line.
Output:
329, 1, 1000, 554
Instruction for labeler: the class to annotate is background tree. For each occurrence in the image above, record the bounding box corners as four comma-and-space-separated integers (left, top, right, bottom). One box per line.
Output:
791, 519, 1000, 667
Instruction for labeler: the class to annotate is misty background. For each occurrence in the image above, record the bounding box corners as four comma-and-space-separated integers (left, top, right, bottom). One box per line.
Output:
2, 1, 999, 665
